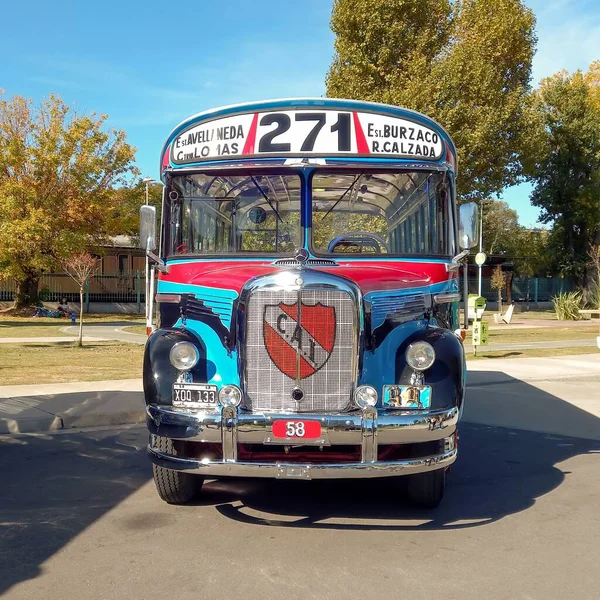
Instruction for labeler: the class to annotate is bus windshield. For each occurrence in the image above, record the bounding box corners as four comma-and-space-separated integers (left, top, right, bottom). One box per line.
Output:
166, 169, 454, 258
311, 170, 454, 257
168, 173, 301, 255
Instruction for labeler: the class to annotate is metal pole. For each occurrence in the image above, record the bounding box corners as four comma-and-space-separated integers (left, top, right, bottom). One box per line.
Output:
147, 265, 155, 334
478, 200, 483, 297
136, 270, 141, 314
144, 181, 149, 321
463, 263, 469, 329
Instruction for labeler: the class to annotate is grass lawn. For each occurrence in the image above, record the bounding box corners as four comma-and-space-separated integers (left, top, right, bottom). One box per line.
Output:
0, 341, 144, 385
0, 314, 145, 338
484, 325, 599, 343
466, 346, 599, 361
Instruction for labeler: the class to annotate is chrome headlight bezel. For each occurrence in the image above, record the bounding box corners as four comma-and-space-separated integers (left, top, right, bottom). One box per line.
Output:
218, 384, 243, 407
405, 341, 436, 371
169, 341, 200, 371
354, 385, 378, 408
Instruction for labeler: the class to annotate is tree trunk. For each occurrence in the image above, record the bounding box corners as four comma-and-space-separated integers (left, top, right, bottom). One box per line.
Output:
497, 288, 503, 315
505, 272, 513, 305
14, 275, 40, 309
79, 287, 84, 348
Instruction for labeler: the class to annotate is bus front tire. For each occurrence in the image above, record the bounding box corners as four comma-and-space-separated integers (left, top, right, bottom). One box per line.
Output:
152, 436, 204, 504
406, 468, 446, 509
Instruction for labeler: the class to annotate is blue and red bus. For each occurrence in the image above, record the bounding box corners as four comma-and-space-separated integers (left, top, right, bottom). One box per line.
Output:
140, 98, 478, 508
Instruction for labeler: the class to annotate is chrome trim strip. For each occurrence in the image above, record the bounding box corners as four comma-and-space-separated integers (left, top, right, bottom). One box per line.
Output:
433, 292, 461, 304
147, 445, 457, 479
221, 406, 238, 462
360, 407, 377, 463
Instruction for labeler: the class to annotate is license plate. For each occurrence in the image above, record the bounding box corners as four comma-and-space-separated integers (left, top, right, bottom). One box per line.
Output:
382, 385, 432, 409
272, 420, 321, 440
173, 383, 218, 408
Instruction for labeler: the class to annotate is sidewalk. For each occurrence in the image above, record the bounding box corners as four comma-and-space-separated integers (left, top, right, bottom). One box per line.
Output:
0, 379, 143, 434
1, 353, 599, 437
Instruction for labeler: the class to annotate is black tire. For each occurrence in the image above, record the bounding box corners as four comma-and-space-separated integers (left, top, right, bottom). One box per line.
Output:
152, 436, 204, 504
406, 468, 446, 509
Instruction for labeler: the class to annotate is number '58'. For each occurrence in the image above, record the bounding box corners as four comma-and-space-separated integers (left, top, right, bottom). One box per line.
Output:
285, 421, 305, 437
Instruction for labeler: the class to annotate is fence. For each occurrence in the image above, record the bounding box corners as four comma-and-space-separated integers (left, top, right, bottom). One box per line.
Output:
0, 272, 147, 311
465, 277, 574, 303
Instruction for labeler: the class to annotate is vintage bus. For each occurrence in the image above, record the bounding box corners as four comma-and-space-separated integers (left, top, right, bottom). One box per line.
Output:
140, 98, 478, 508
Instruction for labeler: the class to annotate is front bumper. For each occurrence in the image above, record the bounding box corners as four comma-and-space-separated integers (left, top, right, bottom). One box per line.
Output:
146, 404, 459, 480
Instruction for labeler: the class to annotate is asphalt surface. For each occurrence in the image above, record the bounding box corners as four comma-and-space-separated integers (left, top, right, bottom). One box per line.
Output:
2, 419, 599, 599
62, 323, 147, 344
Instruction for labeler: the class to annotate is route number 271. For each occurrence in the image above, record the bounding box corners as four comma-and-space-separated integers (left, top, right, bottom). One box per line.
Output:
258, 112, 351, 153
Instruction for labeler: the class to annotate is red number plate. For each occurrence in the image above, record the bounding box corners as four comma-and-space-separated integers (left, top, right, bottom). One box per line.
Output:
272, 420, 321, 440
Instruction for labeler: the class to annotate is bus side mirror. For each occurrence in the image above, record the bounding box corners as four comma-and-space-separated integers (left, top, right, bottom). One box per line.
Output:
140, 205, 157, 252
458, 202, 479, 250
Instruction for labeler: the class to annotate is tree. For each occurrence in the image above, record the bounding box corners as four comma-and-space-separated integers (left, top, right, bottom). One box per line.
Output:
107, 180, 163, 241
326, 0, 537, 201
490, 265, 506, 314
60, 253, 98, 347
0, 94, 138, 309
479, 200, 550, 303
481, 200, 520, 256
528, 65, 600, 300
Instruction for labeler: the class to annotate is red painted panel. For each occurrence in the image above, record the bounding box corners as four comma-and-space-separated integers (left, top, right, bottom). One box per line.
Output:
160, 260, 454, 296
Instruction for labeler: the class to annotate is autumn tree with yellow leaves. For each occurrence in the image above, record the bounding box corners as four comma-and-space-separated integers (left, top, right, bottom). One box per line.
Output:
0, 94, 138, 308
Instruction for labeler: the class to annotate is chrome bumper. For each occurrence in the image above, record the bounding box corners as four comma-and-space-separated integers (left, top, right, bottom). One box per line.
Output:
146, 404, 459, 480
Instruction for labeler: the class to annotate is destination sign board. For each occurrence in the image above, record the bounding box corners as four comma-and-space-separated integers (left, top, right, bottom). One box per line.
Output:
168, 109, 444, 165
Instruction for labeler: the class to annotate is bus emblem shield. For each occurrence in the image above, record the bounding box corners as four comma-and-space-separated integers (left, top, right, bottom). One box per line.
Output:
263, 302, 336, 379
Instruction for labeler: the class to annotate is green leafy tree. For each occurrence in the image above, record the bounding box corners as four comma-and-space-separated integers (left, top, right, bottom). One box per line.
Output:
528, 65, 600, 299
0, 94, 138, 308
326, 0, 537, 201
107, 180, 163, 240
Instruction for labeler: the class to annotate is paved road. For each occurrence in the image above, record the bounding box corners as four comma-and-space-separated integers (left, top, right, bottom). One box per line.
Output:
62, 323, 147, 344
2, 361, 600, 600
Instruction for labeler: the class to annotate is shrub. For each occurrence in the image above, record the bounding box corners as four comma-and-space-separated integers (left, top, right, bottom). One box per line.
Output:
552, 290, 584, 320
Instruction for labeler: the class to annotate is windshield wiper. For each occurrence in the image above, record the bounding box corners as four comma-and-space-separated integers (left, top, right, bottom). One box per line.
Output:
321, 173, 363, 221
250, 176, 283, 223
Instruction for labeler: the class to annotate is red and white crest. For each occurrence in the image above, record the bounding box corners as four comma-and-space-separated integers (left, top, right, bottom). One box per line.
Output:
263, 302, 336, 379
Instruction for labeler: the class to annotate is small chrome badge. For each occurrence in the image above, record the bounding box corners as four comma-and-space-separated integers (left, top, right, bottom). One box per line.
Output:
294, 248, 309, 263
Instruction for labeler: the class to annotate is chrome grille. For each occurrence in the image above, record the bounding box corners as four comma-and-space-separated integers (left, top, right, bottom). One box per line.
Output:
245, 288, 356, 413
370, 292, 429, 329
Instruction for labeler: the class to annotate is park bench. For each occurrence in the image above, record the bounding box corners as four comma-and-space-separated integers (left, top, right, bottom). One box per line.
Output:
493, 303, 515, 324
579, 309, 600, 319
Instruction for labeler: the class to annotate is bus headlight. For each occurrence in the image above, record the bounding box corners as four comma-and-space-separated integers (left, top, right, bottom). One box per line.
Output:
354, 385, 378, 408
169, 342, 199, 371
219, 385, 242, 407
406, 341, 435, 371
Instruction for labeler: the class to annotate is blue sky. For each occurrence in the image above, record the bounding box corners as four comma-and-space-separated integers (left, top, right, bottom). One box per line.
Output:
1, 0, 599, 226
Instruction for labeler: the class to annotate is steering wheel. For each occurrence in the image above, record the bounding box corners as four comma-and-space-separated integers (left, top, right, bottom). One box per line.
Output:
327, 232, 390, 253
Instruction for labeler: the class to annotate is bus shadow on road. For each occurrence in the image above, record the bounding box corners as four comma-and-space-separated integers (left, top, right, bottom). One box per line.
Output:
208, 371, 600, 530
0, 426, 149, 597
0, 371, 599, 595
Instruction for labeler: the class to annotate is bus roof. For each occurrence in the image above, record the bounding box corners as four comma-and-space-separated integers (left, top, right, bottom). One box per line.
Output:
160, 98, 457, 177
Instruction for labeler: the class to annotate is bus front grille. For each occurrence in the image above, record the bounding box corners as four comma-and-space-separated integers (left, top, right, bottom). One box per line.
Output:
244, 288, 356, 413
